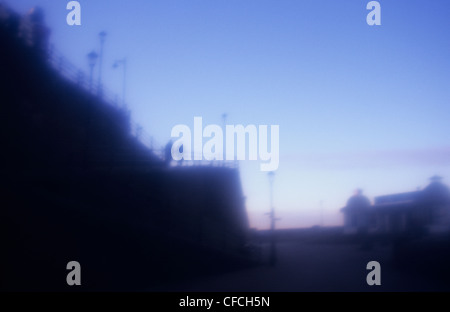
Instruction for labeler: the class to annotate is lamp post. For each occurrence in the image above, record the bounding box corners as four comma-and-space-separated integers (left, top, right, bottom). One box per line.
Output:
87, 50, 98, 91
113, 58, 127, 109
320, 200, 324, 228
221, 113, 227, 165
267, 171, 276, 266
98, 31, 107, 96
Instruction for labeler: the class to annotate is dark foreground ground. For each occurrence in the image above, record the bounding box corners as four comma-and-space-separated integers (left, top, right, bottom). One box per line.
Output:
152, 239, 450, 292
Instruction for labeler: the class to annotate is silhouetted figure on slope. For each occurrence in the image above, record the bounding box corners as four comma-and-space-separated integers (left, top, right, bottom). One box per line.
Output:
165, 140, 173, 167
19, 6, 50, 59
0, 3, 20, 36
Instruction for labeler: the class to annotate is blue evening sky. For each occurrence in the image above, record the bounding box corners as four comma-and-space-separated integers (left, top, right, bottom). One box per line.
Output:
7, 0, 450, 228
